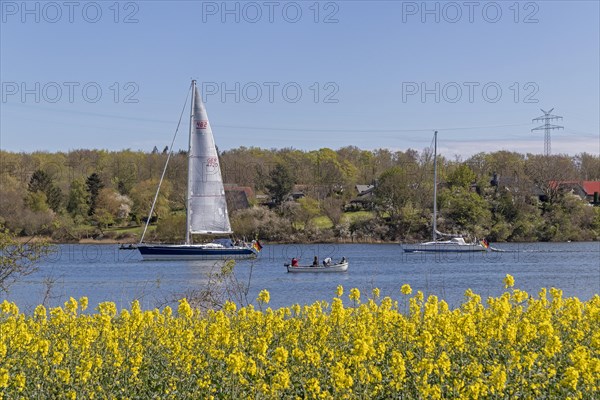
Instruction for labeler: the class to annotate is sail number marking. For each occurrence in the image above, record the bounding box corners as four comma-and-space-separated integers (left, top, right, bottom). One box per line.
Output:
206, 157, 219, 167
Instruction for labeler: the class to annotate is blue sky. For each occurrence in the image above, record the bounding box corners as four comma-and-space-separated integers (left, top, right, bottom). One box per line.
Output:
1, 0, 599, 157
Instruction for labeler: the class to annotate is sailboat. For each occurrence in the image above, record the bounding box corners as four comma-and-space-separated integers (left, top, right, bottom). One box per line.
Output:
403, 131, 487, 253
137, 80, 260, 260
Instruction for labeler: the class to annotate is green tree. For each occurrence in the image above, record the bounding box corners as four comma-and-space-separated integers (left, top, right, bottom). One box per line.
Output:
446, 164, 476, 189
394, 201, 428, 241
67, 178, 90, 220
155, 213, 186, 242
1, 175, 55, 236
130, 179, 172, 223
94, 188, 133, 227
27, 169, 51, 192
86, 173, 104, 216
28, 169, 62, 212
25, 191, 50, 213
308, 148, 356, 197
440, 188, 491, 238
539, 193, 598, 241
265, 164, 295, 206
375, 166, 413, 218
337, 146, 376, 184
296, 197, 321, 228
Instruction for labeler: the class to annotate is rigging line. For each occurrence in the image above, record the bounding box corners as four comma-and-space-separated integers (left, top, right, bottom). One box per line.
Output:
140, 83, 192, 244
212, 122, 531, 133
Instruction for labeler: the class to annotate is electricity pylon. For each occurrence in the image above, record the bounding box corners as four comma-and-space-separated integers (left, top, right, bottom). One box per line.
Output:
532, 108, 563, 156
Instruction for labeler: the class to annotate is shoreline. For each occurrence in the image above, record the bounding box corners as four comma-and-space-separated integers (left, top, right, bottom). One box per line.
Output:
17, 237, 404, 245
16, 236, 600, 245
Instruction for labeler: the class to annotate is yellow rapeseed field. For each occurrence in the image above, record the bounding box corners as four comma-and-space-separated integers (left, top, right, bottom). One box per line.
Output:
1, 275, 598, 399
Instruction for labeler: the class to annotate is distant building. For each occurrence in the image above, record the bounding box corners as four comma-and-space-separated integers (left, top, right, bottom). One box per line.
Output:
490, 173, 545, 200
346, 184, 375, 211
581, 181, 600, 205
355, 184, 375, 196
549, 181, 600, 205
224, 184, 254, 211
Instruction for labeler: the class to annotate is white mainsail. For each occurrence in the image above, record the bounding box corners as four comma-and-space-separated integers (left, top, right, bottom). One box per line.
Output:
186, 85, 232, 236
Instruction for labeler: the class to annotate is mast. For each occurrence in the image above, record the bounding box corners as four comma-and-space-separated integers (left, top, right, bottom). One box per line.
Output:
432, 130, 438, 241
185, 80, 196, 245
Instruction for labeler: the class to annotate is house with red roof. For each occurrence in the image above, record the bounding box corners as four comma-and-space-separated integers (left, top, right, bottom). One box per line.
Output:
550, 181, 600, 205
581, 181, 600, 204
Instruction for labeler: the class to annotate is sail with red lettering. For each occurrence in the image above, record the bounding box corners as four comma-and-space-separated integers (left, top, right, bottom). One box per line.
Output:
187, 86, 232, 235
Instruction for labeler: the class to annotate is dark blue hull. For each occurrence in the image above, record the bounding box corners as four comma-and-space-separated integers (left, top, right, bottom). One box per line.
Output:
138, 244, 256, 260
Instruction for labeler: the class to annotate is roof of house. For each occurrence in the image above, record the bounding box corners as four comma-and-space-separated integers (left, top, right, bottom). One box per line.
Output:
549, 181, 600, 196
494, 176, 545, 196
355, 184, 374, 195
224, 184, 254, 199
582, 181, 600, 195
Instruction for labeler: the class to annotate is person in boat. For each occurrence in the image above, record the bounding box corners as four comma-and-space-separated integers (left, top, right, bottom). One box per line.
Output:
312, 256, 318, 267
340, 256, 346, 263
291, 257, 299, 267
323, 257, 332, 266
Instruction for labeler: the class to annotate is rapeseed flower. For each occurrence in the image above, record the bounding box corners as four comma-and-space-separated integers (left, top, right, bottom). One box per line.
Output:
349, 288, 360, 302
504, 274, 515, 288
401, 284, 412, 295
258, 289, 270, 305
0, 281, 598, 399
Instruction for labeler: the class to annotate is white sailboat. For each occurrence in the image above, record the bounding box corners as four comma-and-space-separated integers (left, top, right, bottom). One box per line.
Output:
138, 80, 260, 260
403, 131, 487, 253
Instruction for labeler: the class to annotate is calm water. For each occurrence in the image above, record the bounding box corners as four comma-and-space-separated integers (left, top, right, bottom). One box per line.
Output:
4, 242, 599, 312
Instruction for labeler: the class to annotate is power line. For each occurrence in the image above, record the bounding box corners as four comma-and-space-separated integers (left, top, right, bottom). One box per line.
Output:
4, 103, 532, 134
214, 122, 531, 133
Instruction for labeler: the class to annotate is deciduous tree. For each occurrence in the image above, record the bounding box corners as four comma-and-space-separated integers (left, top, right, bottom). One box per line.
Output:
67, 178, 90, 220
265, 164, 295, 207
130, 179, 172, 223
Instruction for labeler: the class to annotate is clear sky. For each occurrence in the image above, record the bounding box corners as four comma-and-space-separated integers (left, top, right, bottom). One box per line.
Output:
1, 0, 599, 158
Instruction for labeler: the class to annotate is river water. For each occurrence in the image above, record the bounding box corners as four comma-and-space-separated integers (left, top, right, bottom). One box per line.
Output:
4, 242, 599, 312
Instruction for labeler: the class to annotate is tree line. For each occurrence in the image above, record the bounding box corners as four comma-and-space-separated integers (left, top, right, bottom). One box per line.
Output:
0, 147, 598, 243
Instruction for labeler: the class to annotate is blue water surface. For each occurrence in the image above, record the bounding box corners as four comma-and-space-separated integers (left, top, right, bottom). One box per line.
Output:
4, 242, 599, 312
